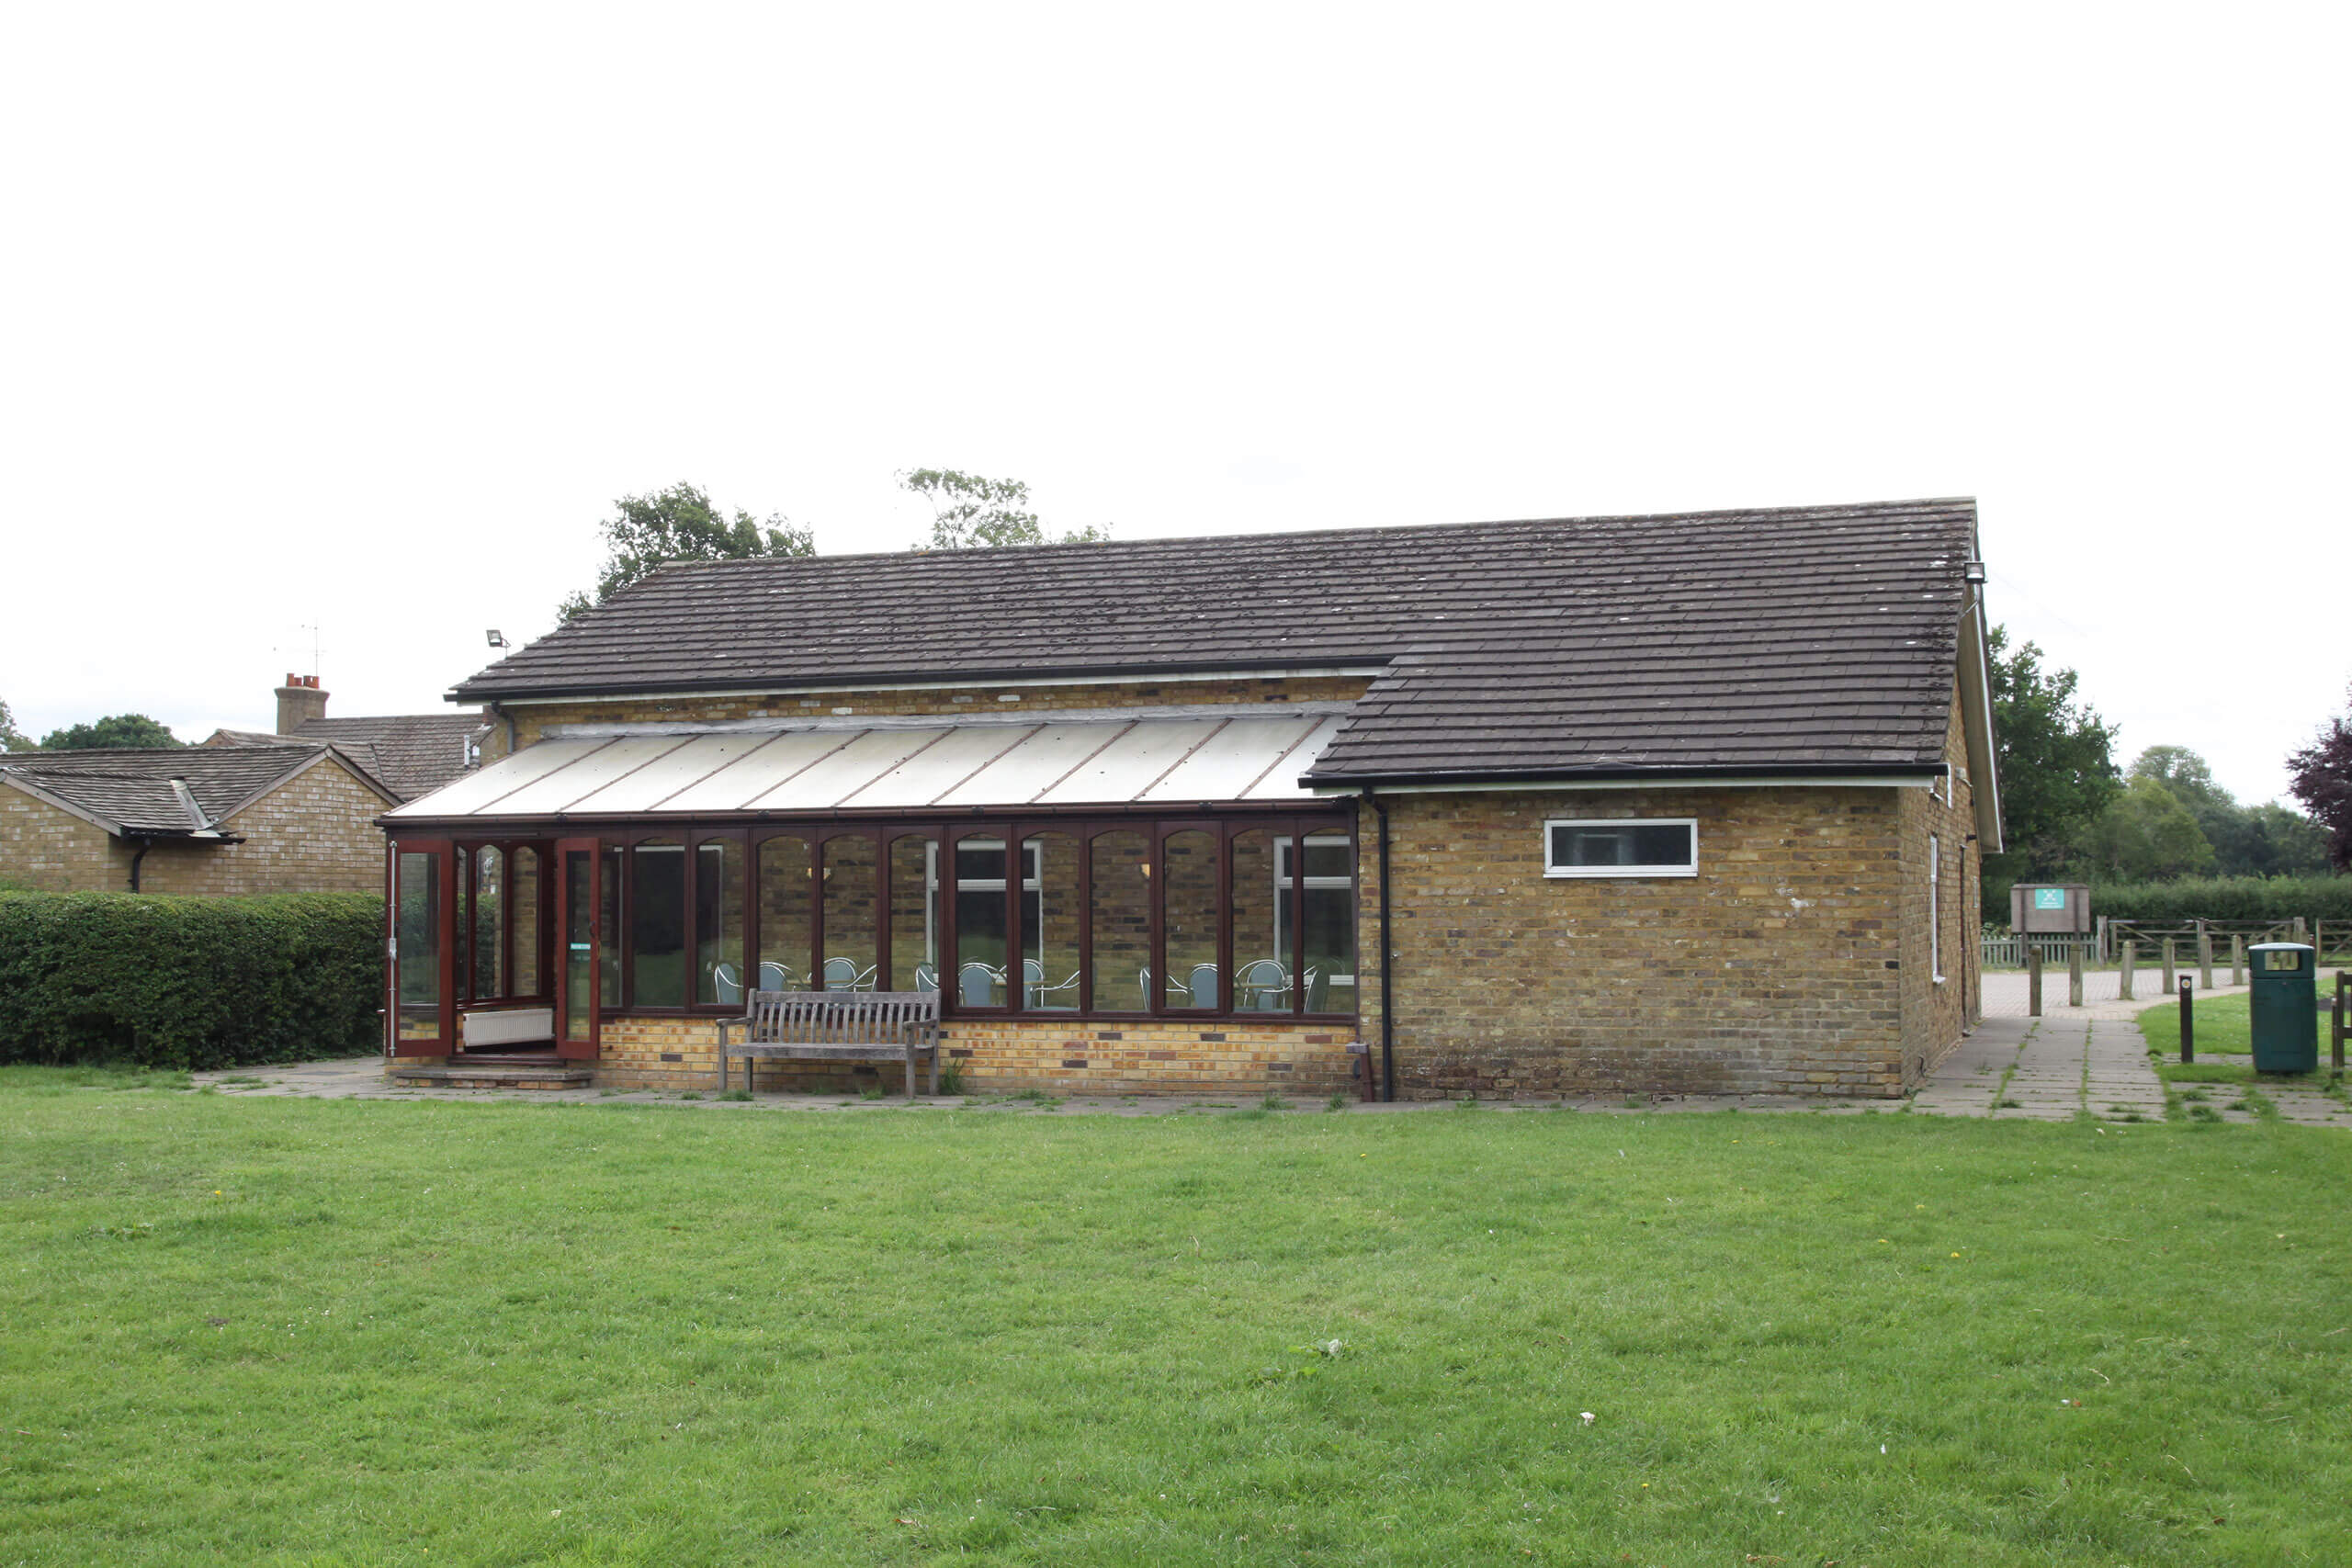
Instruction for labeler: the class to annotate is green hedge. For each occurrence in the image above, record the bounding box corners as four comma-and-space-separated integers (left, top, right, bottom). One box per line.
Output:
2079, 876, 2352, 925
0, 891, 382, 1069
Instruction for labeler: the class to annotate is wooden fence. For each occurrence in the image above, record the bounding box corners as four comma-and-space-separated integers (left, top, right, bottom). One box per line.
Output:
1983, 918, 2344, 970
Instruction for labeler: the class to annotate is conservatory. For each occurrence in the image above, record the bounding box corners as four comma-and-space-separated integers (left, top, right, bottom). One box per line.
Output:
379, 710, 1360, 1061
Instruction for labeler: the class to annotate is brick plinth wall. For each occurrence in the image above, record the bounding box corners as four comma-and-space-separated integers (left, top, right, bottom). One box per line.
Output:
581, 1015, 1357, 1095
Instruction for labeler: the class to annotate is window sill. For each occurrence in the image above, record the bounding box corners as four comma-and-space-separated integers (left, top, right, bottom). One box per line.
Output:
1544, 867, 1698, 879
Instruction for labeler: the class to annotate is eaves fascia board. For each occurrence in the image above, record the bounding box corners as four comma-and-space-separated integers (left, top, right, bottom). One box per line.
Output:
1304, 763, 1944, 795
447, 660, 1393, 706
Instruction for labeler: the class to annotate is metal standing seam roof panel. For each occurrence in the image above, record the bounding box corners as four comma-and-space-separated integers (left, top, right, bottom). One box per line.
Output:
933, 721, 1132, 807
652, 731, 857, 814
487, 737, 695, 817
383, 739, 609, 820
1032, 718, 1226, 806
836, 724, 1039, 809
1143, 716, 1318, 802
564, 732, 779, 814
743, 728, 954, 811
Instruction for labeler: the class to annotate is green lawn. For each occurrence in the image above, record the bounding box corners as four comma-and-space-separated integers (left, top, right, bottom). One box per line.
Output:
5, 1084, 2351, 1564
2137, 993, 2346, 1096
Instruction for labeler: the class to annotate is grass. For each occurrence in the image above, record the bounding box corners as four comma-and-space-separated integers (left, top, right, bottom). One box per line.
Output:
2139, 993, 2340, 1100
4, 1077, 2352, 1563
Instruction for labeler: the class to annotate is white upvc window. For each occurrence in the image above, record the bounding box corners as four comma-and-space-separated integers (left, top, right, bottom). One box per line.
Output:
1928, 833, 1944, 984
1543, 818, 1698, 878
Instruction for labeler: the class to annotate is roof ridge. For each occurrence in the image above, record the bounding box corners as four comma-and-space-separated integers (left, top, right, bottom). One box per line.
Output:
634, 494, 1975, 576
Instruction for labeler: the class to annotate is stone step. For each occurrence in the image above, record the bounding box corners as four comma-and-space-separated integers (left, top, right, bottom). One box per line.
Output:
389, 1066, 592, 1090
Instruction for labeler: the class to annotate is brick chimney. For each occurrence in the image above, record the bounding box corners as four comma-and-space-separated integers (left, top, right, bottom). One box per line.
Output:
275, 672, 327, 734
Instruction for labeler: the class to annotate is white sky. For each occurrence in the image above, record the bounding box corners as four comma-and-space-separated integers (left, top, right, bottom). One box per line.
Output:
4, 4, 2344, 806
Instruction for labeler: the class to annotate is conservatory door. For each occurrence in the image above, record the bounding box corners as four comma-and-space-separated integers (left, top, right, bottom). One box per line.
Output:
389, 839, 455, 1056
553, 836, 603, 1060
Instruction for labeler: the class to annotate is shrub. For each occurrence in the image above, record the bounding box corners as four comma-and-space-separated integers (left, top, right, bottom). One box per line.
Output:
2085, 875, 2352, 925
0, 891, 382, 1069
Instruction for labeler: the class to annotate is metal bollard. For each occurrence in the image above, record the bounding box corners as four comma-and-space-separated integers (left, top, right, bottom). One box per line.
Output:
2120, 940, 2136, 1002
2179, 976, 2195, 1064
2068, 942, 2084, 1009
2028, 944, 2042, 1018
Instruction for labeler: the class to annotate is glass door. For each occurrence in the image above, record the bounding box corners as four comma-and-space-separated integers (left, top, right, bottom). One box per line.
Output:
554, 836, 603, 1060
389, 839, 455, 1056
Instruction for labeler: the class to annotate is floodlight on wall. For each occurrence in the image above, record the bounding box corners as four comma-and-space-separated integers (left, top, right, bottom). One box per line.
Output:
1963, 562, 1986, 585
486, 629, 509, 648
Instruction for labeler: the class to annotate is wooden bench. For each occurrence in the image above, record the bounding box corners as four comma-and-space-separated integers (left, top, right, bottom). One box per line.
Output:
716, 990, 942, 1097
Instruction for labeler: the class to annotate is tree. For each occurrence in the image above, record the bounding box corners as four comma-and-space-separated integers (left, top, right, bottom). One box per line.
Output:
899, 468, 1110, 550
0, 698, 29, 751
1984, 626, 2120, 884
2072, 774, 2216, 880
559, 482, 814, 621
2111, 743, 2331, 877
2288, 684, 2352, 871
39, 714, 181, 750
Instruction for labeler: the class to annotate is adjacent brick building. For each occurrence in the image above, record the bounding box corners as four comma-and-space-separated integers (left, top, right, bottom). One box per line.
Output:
1, 677, 487, 897
379, 497, 2002, 1100
0, 742, 401, 895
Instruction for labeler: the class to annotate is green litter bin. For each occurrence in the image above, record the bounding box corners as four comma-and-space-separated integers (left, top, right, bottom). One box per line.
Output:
2247, 942, 2318, 1074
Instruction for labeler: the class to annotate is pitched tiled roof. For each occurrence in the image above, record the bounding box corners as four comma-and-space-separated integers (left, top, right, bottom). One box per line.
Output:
0, 745, 370, 836
450, 498, 1981, 783
208, 714, 481, 801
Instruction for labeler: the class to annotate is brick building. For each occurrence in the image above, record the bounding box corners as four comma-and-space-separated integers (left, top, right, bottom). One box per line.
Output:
1, 677, 486, 897
0, 742, 401, 895
379, 497, 2002, 1100
204, 674, 487, 801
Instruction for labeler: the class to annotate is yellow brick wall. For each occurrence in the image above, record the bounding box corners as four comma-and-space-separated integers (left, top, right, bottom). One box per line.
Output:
0, 784, 132, 890
1362, 784, 1916, 1100
497, 674, 1374, 755
588, 1013, 1359, 1095
139, 759, 395, 897
1893, 695, 1982, 1078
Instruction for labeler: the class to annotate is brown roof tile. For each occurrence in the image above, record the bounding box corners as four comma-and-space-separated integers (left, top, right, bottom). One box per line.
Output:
449, 498, 1980, 783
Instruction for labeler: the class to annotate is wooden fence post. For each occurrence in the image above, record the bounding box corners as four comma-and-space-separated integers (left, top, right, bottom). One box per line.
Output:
2162, 938, 2176, 997
2335, 973, 2347, 1077
2068, 942, 2084, 1009
2120, 940, 2136, 1001
2198, 922, 2214, 990
2230, 932, 2244, 987
2028, 944, 2042, 1018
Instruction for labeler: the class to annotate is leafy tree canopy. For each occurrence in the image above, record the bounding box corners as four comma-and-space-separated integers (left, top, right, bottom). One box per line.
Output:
2288, 684, 2352, 871
900, 468, 1111, 551
2085, 744, 2332, 879
559, 482, 814, 622
2072, 773, 2216, 881
0, 698, 30, 751
1984, 626, 2120, 882
39, 714, 181, 750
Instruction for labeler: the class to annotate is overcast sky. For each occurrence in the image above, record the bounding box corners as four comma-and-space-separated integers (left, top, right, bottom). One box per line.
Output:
4, 4, 2344, 805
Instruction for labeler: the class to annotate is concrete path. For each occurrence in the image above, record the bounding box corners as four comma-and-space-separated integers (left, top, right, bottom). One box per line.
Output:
1979, 966, 2259, 1021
